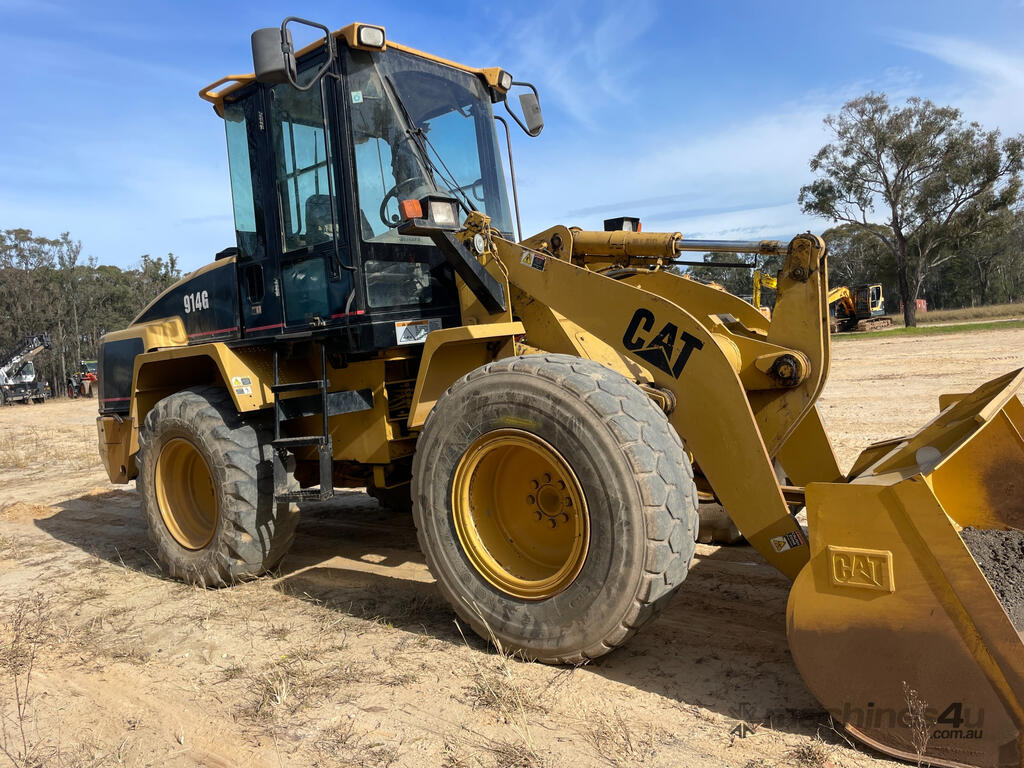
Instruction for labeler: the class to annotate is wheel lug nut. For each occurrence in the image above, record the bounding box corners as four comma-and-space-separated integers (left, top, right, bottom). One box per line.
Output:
548, 518, 557, 528
535, 511, 543, 521
526, 494, 535, 505
557, 480, 566, 490
530, 480, 539, 489
542, 473, 551, 484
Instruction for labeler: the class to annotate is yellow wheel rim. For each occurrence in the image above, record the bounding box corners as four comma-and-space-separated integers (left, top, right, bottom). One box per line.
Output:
155, 437, 218, 550
452, 429, 589, 600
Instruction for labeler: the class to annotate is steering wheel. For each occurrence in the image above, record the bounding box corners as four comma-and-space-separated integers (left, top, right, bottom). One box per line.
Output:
379, 185, 402, 228
456, 177, 486, 204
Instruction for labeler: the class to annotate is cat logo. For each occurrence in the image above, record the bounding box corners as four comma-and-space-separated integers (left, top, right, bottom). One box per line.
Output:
828, 545, 895, 593
622, 308, 704, 379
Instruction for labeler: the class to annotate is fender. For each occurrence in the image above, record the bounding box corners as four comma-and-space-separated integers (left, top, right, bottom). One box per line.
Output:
97, 341, 275, 483
407, 322, 523, 429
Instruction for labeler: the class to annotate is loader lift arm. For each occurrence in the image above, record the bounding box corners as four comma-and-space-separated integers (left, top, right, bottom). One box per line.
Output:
443, 215, 837, 578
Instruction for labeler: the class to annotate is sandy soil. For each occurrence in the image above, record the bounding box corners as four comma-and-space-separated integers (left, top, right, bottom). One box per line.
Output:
1, 328, 1023, 768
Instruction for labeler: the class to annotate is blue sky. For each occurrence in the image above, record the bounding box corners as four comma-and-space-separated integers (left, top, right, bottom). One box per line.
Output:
3, 0, 1024, 272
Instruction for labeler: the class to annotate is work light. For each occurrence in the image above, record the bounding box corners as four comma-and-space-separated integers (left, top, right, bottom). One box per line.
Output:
357, 24, 385, 49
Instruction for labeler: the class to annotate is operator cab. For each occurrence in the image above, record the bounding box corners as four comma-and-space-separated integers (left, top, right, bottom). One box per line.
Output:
854, 283, 885, 318
208, 23, 522, 353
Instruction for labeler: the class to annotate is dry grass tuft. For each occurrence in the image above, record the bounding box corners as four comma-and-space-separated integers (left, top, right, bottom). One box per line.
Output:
311, 719, 402, 767
244, 655, 367, 721
464, 655, 545, 715
0, 424, 97, 471
787, 736, 836, 767
456, 617, 547, 768
0, 594, 59, 767
486, 737, 548, 768
580, 707, 666, 767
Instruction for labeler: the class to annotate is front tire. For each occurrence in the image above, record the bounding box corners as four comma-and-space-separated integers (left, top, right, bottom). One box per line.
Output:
137, 386, 300, 585
412, 354, 698, 663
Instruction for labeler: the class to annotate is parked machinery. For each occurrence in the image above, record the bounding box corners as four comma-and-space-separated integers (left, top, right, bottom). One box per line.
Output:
0, 334, 52, 405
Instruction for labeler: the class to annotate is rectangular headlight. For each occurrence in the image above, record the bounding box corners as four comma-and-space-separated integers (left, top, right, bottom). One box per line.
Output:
429, 199, 458, 228
357, 25, 385, 49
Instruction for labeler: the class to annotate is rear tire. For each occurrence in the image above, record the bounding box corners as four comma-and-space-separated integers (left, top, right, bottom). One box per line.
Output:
412, 354, 698, 663
137, 385, 300, 585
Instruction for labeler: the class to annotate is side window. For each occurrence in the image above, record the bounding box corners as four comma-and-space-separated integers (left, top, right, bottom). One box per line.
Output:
223, 100, 259, 258
269, 81, 340, 253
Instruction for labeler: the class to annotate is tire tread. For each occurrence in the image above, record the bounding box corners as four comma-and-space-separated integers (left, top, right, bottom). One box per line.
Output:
413, 353, 698, 664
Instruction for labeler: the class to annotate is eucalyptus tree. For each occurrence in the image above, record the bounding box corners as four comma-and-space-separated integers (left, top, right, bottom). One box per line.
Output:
800, 93, 1023, 326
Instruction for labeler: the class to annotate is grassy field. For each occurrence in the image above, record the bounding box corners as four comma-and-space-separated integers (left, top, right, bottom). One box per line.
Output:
885, 302, 1024, 326
834, 318, 1024, 340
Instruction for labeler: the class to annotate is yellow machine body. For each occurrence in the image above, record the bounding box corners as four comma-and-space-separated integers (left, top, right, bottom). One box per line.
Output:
97, 25, 1024, 767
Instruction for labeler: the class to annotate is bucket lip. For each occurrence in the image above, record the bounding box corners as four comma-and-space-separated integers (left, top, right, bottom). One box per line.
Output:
843, 723, 991, 768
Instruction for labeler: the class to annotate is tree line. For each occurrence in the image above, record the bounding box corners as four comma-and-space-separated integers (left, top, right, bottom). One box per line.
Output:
692, 92, 1024, 325
2, 92, 1021, 385
0, 229, 181, 394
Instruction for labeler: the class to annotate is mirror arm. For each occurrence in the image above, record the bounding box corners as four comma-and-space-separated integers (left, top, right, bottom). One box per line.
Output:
502, 81, 542, 137
493, 116, 523, 242
280, 16, 336, 92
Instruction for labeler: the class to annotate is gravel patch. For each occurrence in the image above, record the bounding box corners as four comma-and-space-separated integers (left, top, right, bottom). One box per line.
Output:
961, 527, 1024, 631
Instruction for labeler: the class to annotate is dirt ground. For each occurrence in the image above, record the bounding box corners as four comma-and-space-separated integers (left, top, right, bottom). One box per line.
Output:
2, 329, 1024, 768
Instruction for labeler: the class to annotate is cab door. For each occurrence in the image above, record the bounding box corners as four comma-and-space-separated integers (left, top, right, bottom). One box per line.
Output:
266, 73, 350, 332
223, 88, 285, 337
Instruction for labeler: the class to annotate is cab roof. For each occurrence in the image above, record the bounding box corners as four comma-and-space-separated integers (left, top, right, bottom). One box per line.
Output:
199, 22, 509, 117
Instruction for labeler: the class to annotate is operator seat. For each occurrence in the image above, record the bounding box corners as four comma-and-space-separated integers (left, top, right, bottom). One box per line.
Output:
305, 194, 335, 246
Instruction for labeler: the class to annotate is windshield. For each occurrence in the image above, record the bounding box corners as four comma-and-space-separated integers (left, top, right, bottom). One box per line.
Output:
346, 48, 512, 243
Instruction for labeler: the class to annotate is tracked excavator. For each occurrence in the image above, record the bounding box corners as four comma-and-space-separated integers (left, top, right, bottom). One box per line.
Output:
96, 19, 1024, 767
754, 270, 893, 332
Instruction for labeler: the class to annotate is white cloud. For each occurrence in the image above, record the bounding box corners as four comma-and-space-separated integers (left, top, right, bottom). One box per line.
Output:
506, 29, 1024, 244
473, 0, 658, 131
889, 31, 1024, 132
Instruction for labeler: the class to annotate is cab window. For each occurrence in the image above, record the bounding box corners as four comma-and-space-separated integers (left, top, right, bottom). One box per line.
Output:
223, 100, 259, 258
268, 81, 340, 253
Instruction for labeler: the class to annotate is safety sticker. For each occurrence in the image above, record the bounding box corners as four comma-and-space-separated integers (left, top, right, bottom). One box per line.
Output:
770, 530, 806, 553
351, 90, 363, 104
230, 376, 253, 388
395, 317, 442, 345
521, 250, 546, 271
234, 386, 252, 396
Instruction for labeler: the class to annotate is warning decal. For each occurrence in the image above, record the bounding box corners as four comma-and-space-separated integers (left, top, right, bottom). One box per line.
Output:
395, 317, 442, 346
770, 530, 806, 553
521, 250, 546, 271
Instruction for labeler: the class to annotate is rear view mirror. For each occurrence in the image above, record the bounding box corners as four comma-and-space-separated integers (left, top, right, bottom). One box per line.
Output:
503, 82, 544, 137
519, 92, 544, 137
251, 17, 335, 92
251, 27, 295, 85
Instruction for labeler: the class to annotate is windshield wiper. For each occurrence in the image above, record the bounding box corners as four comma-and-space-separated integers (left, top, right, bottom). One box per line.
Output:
381, 73, 477, 216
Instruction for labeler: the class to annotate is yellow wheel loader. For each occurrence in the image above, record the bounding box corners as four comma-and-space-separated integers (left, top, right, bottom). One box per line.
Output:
95, 18, 1024, 767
